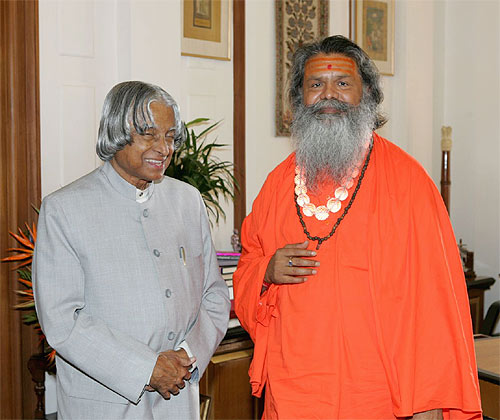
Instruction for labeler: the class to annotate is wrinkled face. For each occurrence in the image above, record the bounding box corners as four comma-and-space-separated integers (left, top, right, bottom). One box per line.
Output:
111, 101, 176, 190
302, 53, 363, 112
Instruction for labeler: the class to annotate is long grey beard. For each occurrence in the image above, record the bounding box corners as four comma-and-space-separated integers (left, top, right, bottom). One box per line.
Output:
291, 95, 377, 189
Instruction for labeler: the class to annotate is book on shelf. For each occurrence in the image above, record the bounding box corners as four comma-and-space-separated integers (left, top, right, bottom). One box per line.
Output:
217, 252, 240, 269
228, 317, 240, 329
221, 265, 237, 275
218, 260, 239, 270
216, 251, 241, 259
217, 252, 240, 325
222, 271, 234, 280
229, 300, 238, 324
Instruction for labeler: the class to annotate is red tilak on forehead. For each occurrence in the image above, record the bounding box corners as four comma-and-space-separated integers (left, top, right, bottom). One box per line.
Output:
305, 56, 356, 75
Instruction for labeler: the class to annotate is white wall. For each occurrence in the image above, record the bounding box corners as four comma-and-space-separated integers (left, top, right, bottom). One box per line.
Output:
442, 0, 500, 329
379, 0, 437, 171
245, 0, 292, 208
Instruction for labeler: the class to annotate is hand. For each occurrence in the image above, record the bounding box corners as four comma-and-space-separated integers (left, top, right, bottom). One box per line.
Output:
147, 349, 196, 400
264, 241, 319, 287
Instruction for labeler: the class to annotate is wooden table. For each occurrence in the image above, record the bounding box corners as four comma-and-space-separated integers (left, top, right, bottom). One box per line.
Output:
199, 327, 263, 419
475, 337, 500, 419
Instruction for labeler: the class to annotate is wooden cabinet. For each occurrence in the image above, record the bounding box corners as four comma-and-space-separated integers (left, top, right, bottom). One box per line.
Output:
466, 276, 495, 333
200, 329, 263, 420
474, 337, 500, 419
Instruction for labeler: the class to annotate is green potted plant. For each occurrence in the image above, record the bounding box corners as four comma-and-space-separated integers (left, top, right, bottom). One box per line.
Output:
166, 118, 238, 224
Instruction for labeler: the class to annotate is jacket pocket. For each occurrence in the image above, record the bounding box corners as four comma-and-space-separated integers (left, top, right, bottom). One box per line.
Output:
58, 361, 129, 405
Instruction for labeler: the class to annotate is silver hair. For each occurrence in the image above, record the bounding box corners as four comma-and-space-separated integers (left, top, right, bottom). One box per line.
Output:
96, 81, 185, 161
289, 35, 387, 130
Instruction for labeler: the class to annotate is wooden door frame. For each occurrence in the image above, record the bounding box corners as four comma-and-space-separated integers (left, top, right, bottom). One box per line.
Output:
233, 0, 246, 232
0, 0, 41, 417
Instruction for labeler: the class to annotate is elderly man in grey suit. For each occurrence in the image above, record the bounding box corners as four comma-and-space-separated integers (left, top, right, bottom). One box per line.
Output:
33, 81, 230, 419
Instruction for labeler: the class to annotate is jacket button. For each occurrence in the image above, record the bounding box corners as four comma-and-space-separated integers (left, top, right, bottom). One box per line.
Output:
153, 249, 160, 257
165, 289, 172, 298
168, 331, 175, 341
143, 209, 149, 217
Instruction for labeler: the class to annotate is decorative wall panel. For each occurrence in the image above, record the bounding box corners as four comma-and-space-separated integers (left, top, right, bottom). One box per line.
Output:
275, 0, 329, 136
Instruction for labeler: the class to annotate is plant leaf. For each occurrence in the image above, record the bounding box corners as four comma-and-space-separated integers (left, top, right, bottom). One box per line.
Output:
165, 118, 236, 225
186, 118, 210, 127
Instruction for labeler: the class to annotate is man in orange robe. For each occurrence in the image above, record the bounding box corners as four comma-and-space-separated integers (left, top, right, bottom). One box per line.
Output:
233, 36, 481, 419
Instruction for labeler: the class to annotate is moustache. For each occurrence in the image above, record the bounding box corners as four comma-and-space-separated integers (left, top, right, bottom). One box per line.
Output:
307, 99, 354, 116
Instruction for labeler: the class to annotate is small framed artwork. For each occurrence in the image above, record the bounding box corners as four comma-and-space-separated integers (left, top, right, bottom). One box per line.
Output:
350, 0, 394, 76
181, 0, 231, 61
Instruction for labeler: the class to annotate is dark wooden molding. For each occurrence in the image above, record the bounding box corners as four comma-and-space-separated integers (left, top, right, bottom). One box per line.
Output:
440, 126, 452, 214
440, 149, 450, 214
233, 0, 246, 232
0, 0, 41, 417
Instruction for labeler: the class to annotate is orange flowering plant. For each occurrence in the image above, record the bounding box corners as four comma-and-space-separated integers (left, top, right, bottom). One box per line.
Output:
2, 218, 55, 364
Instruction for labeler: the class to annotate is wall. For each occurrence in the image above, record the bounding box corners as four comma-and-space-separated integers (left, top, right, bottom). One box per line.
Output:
442, 0, 500, 329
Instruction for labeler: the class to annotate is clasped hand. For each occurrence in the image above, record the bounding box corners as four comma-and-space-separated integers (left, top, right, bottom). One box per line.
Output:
264, 240, 319, 287
147, 349, 195, 400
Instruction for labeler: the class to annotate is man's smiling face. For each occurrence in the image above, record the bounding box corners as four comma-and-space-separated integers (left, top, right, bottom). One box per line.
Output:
302, 53, 363, 113
111, 101, 176, 190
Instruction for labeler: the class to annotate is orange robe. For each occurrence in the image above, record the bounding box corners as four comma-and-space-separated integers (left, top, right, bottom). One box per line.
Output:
233, 134, 482, 419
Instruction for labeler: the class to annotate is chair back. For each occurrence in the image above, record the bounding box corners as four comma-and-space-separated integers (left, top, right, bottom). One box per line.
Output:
479, 301, 500, 336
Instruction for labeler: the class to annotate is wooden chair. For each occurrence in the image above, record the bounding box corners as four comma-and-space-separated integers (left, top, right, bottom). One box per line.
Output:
479, 301, 500, 336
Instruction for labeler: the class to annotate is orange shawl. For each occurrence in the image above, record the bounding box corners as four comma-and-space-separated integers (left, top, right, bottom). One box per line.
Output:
234, 134, 481, 419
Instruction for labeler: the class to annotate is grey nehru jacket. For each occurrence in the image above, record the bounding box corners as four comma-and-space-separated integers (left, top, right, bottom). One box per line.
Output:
33, 161, 230, 419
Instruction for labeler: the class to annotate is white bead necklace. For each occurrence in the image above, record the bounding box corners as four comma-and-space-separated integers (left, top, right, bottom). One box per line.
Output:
294, 136, 372, 221
294, 165, 361, 221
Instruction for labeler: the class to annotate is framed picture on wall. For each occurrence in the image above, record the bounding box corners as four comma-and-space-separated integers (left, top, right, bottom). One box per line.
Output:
350, 0, 394, 75
181, 0, 231, 60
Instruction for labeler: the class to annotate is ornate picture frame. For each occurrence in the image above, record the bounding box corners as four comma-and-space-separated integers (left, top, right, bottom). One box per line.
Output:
350, 0, 394, 75
275, 0, 329, 137
181, 0, 232, 60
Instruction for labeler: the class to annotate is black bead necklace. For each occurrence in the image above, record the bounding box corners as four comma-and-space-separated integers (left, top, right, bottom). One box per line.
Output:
294, 139, 374, 250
